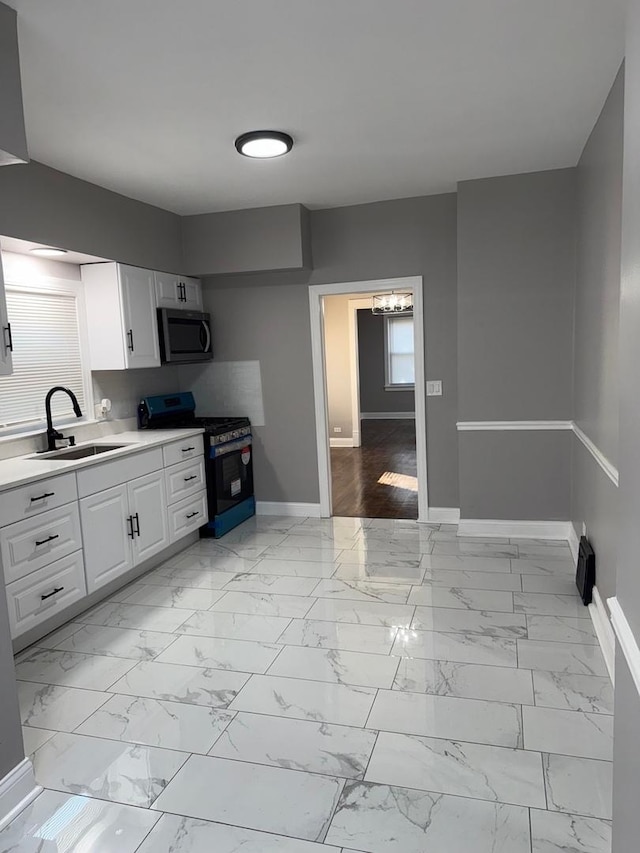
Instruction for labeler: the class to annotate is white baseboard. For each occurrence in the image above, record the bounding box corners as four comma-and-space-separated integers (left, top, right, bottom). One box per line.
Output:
360, 412, 415, 420
329, 437, 355, 448
427, 507, 460, 524
589, 587, 615, 683
457, 519, 573, 540
0, 758, 41, 831
608, 596, 640, 694
568, 523, 580, 563
256, 501, 322, 518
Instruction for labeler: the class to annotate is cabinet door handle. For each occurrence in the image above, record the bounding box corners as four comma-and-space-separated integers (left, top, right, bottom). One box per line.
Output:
183, 475, 197, 482
181, 446, 195, 452
133, 512, 140, 537
3, 323, 13, 353
41, 586, 64, 601
35, 534, 59, 547
30, 492, 55, 502
127, 329, 134, 351
127, 516, 135, 539
186, 511, 200, 519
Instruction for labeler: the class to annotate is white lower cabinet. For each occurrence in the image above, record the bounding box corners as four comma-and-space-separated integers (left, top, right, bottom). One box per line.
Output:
80, 484, 133, 593
81, 470, 169, 593
168, 490, 207, 543
3, 432, 204, 641
129, 471, 170, 565
0, 503, 82, 584
5, 550, 86, 638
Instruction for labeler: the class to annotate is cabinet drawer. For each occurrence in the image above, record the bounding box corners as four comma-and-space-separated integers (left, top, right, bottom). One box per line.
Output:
168, 490, 207, 543
6, 550, 86, 638
77, 447, 163, 498
165, 457, 206, 505
1, 502, 82, 584
0, 473, 78, 528
163, 435, 204, 468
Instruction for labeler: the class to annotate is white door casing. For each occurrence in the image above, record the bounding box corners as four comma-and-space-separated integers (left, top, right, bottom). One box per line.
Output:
309, 276, 428, 521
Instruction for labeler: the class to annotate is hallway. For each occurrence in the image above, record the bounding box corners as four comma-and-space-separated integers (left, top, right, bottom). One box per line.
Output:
4, 514, 611, 852
330, 420, 418, 519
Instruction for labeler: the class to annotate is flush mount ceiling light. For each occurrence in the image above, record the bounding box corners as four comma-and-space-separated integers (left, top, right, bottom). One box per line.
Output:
29, 247, 68, 257
235, 130, 294, 159
372, 292, 413, 315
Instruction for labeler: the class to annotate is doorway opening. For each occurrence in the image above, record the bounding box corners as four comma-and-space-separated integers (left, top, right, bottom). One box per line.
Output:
309, 277, 429, 522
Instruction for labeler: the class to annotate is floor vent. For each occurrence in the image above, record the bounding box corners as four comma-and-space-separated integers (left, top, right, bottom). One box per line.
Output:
576, 536, 596, 605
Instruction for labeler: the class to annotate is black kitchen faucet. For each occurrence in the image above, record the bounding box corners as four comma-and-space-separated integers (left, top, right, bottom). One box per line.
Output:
45, 386, 83, 451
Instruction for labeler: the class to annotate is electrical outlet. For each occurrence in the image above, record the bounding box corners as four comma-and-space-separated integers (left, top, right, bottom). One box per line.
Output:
426, 380, 443, 396
334, 427, 342, 433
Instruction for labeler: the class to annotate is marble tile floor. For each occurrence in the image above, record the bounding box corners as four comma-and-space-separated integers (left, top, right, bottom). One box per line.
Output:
5, 515, 613, 852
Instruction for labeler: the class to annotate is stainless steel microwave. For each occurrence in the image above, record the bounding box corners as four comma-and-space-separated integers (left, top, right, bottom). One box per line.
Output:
158, 308, 213, 364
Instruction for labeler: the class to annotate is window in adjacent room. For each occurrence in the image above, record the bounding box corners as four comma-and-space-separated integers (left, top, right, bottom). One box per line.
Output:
0, 275, 91, 433
384, 314, 415, 389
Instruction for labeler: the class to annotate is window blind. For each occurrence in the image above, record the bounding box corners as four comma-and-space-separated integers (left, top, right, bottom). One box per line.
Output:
0, 288, 86, 428
387, 315, 415, 385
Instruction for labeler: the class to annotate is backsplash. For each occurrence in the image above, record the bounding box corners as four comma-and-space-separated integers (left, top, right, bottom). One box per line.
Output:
92, 366, 182, 420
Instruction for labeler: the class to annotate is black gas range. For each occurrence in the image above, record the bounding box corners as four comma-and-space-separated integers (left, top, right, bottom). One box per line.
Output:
137, 392, 255, 537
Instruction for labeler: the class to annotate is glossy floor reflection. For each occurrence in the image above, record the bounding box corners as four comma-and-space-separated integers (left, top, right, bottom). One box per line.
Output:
5, 516, 612, 852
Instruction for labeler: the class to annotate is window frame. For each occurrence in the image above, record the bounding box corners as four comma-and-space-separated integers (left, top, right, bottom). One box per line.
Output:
384, 312, 415, 391
0, 272, 94, 438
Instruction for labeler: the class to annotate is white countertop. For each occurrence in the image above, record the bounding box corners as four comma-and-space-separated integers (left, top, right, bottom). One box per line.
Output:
0, 428, 205, 492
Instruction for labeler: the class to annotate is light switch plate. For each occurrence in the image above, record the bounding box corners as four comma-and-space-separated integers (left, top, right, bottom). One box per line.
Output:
426, 380, 443, 396
334, 427, 342, 433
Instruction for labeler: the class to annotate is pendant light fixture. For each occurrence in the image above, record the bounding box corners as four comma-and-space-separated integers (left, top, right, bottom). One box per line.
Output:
235, 130, 294, 159
372, 291, 413, 315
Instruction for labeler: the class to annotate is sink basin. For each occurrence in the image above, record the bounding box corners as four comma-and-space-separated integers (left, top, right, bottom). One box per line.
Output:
34, 444, 127, 461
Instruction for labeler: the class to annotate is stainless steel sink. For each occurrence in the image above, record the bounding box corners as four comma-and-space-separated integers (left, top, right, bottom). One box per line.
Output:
34, 444, 127, 460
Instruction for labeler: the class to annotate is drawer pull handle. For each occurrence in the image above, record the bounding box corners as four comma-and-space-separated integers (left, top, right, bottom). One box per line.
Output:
41, 586, 64, 601
181, 446, 195, 452
31, 492, 55, 502
183, 475, 197, 482
133, 512, 140, 537
35, 534, 59, 547
127, 516, 135, 539
186, 511, 200, 519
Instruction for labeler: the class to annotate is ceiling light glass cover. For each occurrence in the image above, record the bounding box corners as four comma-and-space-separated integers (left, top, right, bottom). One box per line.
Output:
235, 130, 294, 159
372, 292, 413, 314
29, 247, 67, 257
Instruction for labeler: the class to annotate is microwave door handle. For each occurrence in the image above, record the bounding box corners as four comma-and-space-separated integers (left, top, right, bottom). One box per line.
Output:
201, 320, 211, 353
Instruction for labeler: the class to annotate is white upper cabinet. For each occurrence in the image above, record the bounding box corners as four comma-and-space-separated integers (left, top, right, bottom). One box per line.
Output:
82, 263, 161, 370
0, 258, 14, 376
155, 271, 202, 311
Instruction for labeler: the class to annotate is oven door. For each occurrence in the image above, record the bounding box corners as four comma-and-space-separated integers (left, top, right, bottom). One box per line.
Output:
159, 308, 213, 363
208, 437, 254, 515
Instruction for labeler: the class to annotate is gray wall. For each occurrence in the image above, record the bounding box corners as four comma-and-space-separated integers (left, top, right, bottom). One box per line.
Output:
0, 161, 183, 273
182, 204, 311, 276
201, 278, 319, 504
613, 1, 640, 848
457, 169, 577, 520
201, 193, 459, 510
571, 66, 624, 604
0, 1, 27, 163
358, 311, 415, 414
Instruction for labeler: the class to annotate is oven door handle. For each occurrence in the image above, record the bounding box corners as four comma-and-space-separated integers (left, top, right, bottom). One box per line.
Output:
200, 320, 211, 353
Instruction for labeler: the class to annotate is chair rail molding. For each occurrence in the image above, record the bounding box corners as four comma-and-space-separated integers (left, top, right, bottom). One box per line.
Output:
456, 420, 619, 488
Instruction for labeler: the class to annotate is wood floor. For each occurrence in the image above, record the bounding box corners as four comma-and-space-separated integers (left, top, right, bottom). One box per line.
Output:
330, 419, 418, 519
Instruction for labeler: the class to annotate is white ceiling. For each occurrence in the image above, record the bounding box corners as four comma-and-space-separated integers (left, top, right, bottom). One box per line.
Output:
8, 0, 626, 215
